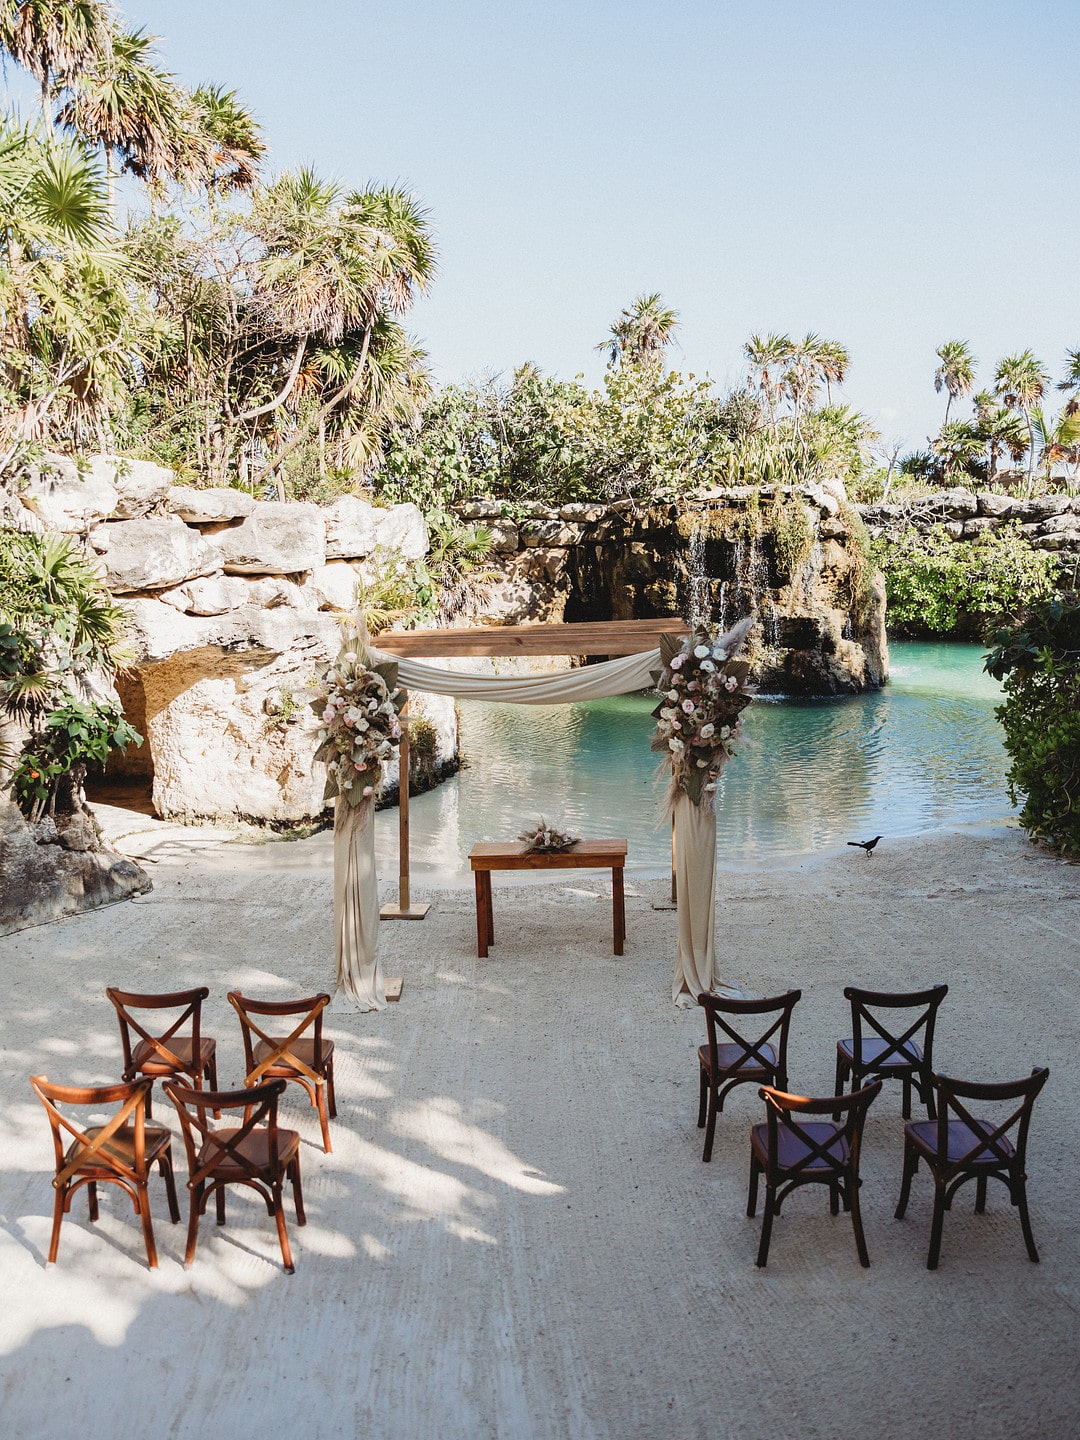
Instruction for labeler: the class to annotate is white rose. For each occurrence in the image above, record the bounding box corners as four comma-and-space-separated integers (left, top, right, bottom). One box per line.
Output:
700, 722, 715, 738
713, 647, 727, 661
700, 659, 715, 673
693, 645, 709, 659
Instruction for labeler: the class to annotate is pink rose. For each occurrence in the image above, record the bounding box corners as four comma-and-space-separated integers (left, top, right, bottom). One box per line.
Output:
681, 699, 695, 714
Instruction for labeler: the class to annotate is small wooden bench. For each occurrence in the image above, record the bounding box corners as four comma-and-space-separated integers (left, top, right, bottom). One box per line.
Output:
468, 840, 628, 959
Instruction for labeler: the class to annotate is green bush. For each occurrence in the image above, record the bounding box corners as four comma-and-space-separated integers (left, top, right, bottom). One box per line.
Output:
14, 699, 141, 821
986, 596, 1080, 856
871, 523, 1058, 636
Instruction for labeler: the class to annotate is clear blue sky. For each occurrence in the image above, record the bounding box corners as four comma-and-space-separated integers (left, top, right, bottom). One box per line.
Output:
123, 2, 1080, 448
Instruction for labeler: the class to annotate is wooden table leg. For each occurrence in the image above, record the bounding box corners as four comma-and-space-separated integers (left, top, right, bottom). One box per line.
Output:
485, 872, 494, 947
474, 871, 489, 958
612, 866, 625, 955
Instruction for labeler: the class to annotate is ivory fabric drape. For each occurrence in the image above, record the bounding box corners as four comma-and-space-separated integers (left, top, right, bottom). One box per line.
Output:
366, 645, 661, 704
333, 797, 386, 1012
672, 792, 716, 1005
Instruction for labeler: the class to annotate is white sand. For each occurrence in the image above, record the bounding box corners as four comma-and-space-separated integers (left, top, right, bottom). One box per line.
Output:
1, 824, 1077, 1440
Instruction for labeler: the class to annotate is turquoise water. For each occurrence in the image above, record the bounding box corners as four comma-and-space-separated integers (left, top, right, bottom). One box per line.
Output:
380, 642, 1016, 878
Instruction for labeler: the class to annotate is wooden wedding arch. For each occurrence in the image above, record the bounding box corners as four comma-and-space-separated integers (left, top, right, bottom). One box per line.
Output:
373, 618, 689, 919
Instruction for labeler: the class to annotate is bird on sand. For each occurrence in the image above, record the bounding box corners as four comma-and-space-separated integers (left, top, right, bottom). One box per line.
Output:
847, 835, 882, 855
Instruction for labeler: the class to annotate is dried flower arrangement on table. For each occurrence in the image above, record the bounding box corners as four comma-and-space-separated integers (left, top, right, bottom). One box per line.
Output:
310, 644, 405, 806
518, 817, 580, 853
651, 623, 754, 809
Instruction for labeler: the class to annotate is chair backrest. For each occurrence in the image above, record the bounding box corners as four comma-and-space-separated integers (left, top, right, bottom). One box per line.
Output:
845, 984, 948, 1067
698, 989, 801, 1078
932, 1068, 1049, 1180
227, 991, 331, 1087
164, 1079, 288, 1188
106, 986, 209, 1072
759, 1081, 882, 1181
29, 1074, 154, 1188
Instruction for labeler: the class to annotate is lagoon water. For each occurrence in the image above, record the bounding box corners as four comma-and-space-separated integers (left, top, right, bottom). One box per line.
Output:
383, 641, 1016, 880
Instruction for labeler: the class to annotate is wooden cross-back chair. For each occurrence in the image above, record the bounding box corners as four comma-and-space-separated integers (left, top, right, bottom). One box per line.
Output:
895, 1067, 1049, 1269
748, 1080, 882, 1268
227, 991, 336, 1152
106, 985, 218, 1117
29, 1074, 180, 1269
696, 989, 801, 1162
164, 1078, 305, 1273
835, 984, 948, 1119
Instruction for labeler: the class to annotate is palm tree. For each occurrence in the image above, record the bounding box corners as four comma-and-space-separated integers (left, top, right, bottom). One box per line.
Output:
813, 337, 850, 405
596, 293, 678, 368
1056, 347, 1080, 412
931, 420, 984, 482
744, 332, 793, 432
994, 349, 1051, 496
1030, 406, 1080, 494
0, 0, 114, 132
781, 333, 826, 440
181, 84, 264, 194
973, 396, 1029, 489
933, 340, 976, 428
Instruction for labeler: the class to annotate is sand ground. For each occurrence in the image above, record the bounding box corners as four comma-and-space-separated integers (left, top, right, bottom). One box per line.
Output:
0, 824, 1077, 1440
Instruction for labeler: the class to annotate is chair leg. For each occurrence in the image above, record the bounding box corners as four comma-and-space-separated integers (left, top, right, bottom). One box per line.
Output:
48, 1186, 66, 1263
747, 1151, 760, 1218
849, 1181, 871, 1268
215, 1185, 226, 1226
697, 1065, 708, 1129
206, 1053, 221, 1118
975, 1175, 987, 1214
833, 1054, 848, 1120
86, 1181, 100, 1222
272, 1186, 295, 1273
756, 1189, 776, 1267
1015, 1181, 1040, 1263
137, 1185, 159, 1269
184, 1185, 202, 1267
927, 1183, 947, 1269
316, 1083, 332, 1154
326, 1062, 337, 1119
902, 1077, 912, 1120
160, 1150, 181, 1222
290, 1157, 306, 1225
894, 1142, 918, 1219
829, 1180, 840, 1216
923, 1068, 937, 1121
702, 1082, 718, 1163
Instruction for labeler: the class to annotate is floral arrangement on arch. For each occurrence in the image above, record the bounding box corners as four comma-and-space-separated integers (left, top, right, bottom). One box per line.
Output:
310, 642, 405, 807
650, 619, 754, 809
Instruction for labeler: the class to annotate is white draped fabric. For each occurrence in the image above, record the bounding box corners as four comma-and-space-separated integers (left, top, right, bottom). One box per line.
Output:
366, 645, 661, 704
343, 621, 751, 1008
333, 797, 386, 1012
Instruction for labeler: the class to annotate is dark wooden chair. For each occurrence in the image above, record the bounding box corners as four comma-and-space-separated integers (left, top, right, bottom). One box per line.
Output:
164, 1078, 305, 1273
29, 1074, 180, 1268
835, 984, 947, 1119
227, 991, 336, 1153
748, 1081, 882, 1268
895, 1067, 1049, 1269
106, 985, 218, 1117
696, 989, 801, 1162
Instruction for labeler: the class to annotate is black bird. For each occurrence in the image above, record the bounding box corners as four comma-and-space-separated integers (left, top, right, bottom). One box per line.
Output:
847, 835, 882, 855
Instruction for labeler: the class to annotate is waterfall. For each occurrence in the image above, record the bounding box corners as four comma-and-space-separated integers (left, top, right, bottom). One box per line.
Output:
686, 519, 710, 626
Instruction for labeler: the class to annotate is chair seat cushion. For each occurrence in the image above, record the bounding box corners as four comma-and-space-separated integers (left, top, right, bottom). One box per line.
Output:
837, 1036, 923, 1070
751, 1121, 849, 1172
65, 1122, 172, 1172
133, 1036, 216, 1076
698, 1041, 778, 1077
906, 1117, 1015, 1166
196, 1126, 301, 1178
252, 1038, 333, 1077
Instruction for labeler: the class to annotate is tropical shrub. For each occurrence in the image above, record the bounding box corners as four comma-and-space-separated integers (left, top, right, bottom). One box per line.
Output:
985, 597, 1080, 856
14, 698, 140, 820
871, 524, 1058, 636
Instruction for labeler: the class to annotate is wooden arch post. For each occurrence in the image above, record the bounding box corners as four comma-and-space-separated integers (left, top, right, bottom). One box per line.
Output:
374, 619, 689, 923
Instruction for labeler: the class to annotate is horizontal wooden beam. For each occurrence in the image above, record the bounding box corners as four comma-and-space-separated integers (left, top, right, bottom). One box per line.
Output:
373, 618, 688, 658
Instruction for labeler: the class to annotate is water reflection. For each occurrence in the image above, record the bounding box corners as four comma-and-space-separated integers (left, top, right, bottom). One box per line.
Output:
376, 642, 1015, 878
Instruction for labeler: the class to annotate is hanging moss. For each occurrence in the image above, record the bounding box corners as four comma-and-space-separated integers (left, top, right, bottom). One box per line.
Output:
766, 495, 815, 581
838, 501, 875, 620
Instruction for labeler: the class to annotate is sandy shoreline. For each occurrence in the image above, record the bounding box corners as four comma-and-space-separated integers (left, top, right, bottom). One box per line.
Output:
1, 825, 1077, 1439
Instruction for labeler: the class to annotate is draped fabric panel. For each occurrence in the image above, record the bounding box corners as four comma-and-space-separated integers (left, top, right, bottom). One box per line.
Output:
366, 645, 661, 704
333, 797, 386, 1012
672, 792, 716, 1005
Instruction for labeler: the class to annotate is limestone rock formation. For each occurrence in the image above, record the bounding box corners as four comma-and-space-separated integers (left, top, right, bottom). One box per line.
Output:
324, 495, 378, 558
0, 790, 150, 936
99, 457, 174, 518
21, 452, 118, 532
92, 516, 222, 592
210, 500, 326, 573
166, 485, 256, 523
373, 501, 427, 560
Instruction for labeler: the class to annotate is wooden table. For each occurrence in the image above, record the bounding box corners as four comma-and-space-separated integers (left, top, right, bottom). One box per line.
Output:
468, 840, 628, 959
